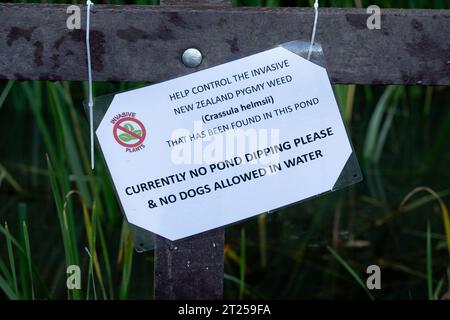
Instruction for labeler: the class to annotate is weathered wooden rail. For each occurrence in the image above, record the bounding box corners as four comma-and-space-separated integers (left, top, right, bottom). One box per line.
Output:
1, 3, 450, 85
1, 0, 449, 300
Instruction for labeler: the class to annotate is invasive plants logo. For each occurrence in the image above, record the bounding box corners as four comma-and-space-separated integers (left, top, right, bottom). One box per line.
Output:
111, 112, 146, 152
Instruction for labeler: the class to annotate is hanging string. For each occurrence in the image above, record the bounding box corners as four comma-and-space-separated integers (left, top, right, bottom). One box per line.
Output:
307, 0, 319, 61
86, 0, 95, 170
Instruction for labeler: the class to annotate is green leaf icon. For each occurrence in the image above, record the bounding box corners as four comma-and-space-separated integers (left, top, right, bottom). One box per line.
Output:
133, 130, 142, 137
119, 133, 137, 142
124, 123, 135, 132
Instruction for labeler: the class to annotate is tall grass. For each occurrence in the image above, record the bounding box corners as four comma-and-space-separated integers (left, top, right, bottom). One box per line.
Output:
0, 0, 449, 300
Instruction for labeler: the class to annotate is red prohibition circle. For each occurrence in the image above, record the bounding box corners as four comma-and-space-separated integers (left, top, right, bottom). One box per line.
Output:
113, 117, 147, 148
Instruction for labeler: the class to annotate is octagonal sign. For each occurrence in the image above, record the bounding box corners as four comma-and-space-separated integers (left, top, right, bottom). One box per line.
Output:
96, 45, 360, 241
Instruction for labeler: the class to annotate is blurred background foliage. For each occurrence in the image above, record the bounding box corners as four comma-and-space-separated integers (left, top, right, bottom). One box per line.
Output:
0, 0, 449, 300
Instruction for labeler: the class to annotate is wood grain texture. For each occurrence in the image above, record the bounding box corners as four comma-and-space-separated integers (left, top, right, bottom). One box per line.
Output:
1, 4, 449, 84
160, 0, 230, 6
154, 228, 225, 300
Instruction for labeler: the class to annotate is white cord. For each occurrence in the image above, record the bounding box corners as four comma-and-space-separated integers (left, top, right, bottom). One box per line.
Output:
86, 0, 94, 170
307, 0, 319, 61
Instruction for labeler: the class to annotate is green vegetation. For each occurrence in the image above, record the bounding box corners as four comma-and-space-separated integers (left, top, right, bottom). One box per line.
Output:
0, 0, 449, 299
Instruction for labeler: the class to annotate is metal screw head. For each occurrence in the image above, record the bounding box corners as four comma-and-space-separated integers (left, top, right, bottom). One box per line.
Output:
182, 48, 202, 68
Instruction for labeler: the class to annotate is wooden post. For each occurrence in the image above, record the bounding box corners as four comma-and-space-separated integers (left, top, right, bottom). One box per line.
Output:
154, 0, 229, 300
154, 228, 224, 299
